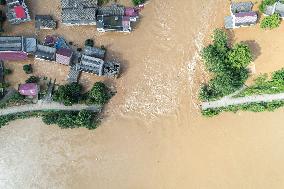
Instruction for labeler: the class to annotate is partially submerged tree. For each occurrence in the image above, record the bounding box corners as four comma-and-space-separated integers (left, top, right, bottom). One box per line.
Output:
199, 29, 252, 101
85, 39, 94, 47
23, 64, 33, 74
87, 82, 110, 105
53, 82, 83, 106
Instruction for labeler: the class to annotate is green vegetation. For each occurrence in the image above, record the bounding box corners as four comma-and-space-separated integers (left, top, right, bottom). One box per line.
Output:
0, 110, 99, 130
260, 13, 281, 29
85, 39, 94, 47
132, 0, 145, 6
3, 68, 12, 75
259, 0, 277, 13
25, 76, 40, 83
0, 92, 25, 109
202, 100, 284, 117
54, 82, 111, 106
98, 0, 109, 6
23, 64, 33, 74
53, 82, 83, 106
236, 68, 284, 97
86, 82, 110, 105
199, 29, 252, 101
0, 0, 6, 5
42, 110, 99, 129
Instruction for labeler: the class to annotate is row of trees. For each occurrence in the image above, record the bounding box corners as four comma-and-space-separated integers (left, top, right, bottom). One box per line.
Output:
42, 110, 98, 130
199, 29, 252, 101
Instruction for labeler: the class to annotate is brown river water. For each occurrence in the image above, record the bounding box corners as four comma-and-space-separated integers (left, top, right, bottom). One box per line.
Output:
1, 0, 284, 188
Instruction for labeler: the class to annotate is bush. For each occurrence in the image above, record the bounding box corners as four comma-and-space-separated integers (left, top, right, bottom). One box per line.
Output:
260, 13, 281, 29
0, 0, 6, 5
3, 68, 12, 75
259, 0, 277, 13
87, 82, 110, 105
23, 64, 33, 74
25, 76, 40, 83
132, 0, 145, 5
53, 83, 83, 106
85, 39, 94, 47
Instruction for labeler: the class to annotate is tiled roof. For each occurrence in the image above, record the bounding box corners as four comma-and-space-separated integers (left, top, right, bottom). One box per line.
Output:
61, 8, 97, 25
35, 15, 57, 30
97, 5, 125, 16
231, 2, 253, 13
83, 46, 106, 59
61, 0, 97, 9
235, 12, 257, 26
78, 55, 104, 76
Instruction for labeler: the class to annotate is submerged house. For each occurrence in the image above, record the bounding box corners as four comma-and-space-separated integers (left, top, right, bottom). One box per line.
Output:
35, 44, 56, 61
0, 36, 37, 61
6, 0, 31, 24
35, 15, 57, 30
225, 2, 258, 29
61, 0, 98, 25
263, 1, 284, 18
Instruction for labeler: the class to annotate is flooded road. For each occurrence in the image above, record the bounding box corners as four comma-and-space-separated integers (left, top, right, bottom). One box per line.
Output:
1, 0, 284, 188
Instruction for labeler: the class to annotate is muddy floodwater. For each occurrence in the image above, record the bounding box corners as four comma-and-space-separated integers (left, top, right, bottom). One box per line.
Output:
1, 0, 284, 188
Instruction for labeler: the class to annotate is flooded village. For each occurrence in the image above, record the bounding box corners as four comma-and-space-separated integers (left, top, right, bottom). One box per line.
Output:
1, 0, 284, 189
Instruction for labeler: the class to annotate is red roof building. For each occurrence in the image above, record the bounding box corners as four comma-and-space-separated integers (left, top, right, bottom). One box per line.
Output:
14, 6, 27, 19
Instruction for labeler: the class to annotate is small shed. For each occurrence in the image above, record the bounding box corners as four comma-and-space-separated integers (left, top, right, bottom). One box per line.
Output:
19, 83, 39, 96
56, 48, 73, 65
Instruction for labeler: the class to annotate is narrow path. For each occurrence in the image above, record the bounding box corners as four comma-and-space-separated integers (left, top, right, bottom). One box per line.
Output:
202, 93, 284, 110
0, 101, 101, 116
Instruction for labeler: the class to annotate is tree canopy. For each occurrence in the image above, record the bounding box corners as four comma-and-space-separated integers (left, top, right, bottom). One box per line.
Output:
260, 13, 281, 29
200, 29, 252, 101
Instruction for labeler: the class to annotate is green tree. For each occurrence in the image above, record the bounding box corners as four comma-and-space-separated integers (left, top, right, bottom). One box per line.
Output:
3, 68, 12, 75
132, 0, 145, 5
228, 43, 252, 69
53, 83, 83, 106
260, 13, 281, 29
85, 39, 94, 47
25, 76, 40, 83
87, 82, 109, 105
259, 0, 277, 13
23, 64, 33, 74
199, 29, 251, 101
